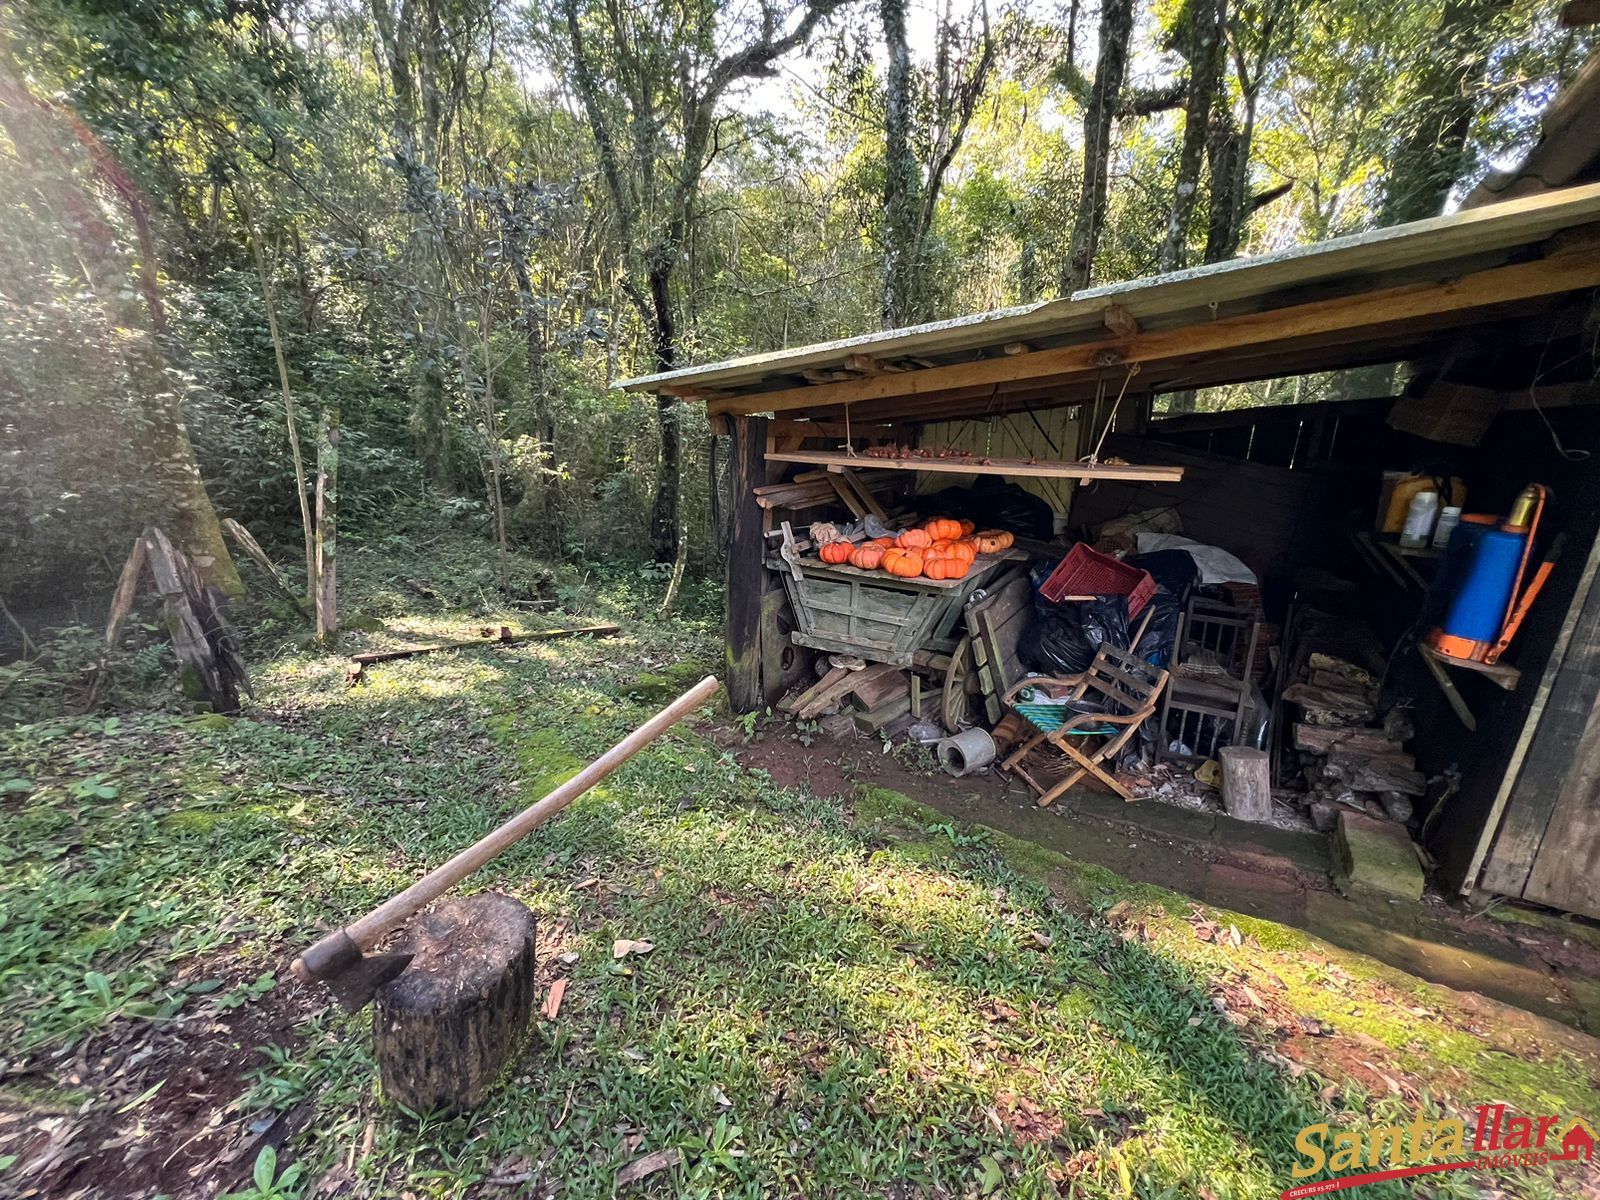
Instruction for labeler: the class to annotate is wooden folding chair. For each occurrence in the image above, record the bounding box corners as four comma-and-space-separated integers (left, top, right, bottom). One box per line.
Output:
999, 643, 1169, 806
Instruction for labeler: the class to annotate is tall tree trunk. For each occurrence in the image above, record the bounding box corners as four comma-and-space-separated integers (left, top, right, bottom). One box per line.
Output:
880, 0, 921, 327
0, 77, 242, 595
1061, 0, 1133, 293
315, 408, 339, 643
1158, 0, 1228, 272
371, 0, 454, 486
1379, 0, 1510, 226
646, 263, 680, 563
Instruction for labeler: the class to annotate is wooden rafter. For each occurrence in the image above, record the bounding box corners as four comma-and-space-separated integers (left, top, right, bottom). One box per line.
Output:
706, 246, 1600, 419
765, 449, 1184, 483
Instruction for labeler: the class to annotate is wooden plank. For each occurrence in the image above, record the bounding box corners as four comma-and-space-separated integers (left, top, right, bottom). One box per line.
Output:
768, 449, 1182, 483
826, 473, 867, 518
1481, 532, 1600, 897
1461, 531, 1600, 894
1419, 643, 1520, 690
726, 415, 769, 712
841, 470, 889, 521
707, 248, 1600, 417
782, 665, 848, 714
1522, 697, 1600, 916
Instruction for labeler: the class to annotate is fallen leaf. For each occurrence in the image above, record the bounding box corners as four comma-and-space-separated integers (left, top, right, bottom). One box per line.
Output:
541, 978, 568, 1020
1025, 931, 1053, 950
575, 878, 599, 890
616, 1147, 682, 1188
612, 938, 655, 959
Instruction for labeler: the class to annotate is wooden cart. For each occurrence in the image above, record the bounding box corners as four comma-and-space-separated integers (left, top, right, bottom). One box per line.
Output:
766, 550, 1024, 669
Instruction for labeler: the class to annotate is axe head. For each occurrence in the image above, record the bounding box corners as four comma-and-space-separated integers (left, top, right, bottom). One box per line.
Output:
298, 930, 414, 1013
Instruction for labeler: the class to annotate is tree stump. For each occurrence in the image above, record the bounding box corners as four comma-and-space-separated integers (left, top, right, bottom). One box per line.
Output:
1218, 746, 1273, 823
372, 891, 537, 1112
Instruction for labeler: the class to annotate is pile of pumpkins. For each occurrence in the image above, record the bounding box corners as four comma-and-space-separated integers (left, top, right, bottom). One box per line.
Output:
816, 518, 1015, 580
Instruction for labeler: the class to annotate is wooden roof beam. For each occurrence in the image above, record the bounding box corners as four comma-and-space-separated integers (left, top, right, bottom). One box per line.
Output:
704, 247, 1600, 419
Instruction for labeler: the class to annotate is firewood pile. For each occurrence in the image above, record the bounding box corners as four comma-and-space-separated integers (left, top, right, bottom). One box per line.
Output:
1277, 608, 1421, 833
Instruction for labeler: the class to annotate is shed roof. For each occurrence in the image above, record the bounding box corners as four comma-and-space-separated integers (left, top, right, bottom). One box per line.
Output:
618, 182, 1600, 426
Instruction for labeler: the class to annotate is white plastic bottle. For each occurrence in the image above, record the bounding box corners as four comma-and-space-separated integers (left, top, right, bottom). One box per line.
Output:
1431, 505, 1462, 548
1400, 491, 1440, 548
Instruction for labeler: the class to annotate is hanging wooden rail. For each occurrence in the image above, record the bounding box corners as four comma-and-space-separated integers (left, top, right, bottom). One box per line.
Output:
763, 449, 1184, 483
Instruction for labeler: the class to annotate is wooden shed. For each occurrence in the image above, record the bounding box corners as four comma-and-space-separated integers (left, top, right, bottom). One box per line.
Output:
619, 180, 1600, 918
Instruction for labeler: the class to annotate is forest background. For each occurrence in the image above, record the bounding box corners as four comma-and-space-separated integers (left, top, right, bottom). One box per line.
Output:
2, 0, 1594, 617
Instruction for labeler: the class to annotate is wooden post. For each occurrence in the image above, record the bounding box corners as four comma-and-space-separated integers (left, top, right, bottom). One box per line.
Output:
726, 414, 768, 712
373, 892, 537, 1112
315, 407, 339, 643
1219, 746, 1273, 822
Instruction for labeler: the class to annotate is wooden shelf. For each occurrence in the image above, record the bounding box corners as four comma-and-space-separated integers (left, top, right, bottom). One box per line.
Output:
764, 450, 1184, 483
1420, 642, 1521, 690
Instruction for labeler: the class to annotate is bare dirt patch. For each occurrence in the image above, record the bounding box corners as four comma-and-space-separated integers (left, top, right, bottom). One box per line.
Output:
0, 957, 316, 1200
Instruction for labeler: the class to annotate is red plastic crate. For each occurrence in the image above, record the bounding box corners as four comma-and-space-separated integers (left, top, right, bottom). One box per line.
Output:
1039, 543, 1156, 616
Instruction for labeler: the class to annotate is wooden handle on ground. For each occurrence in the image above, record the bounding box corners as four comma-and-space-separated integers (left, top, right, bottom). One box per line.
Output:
292, 674, 722, 982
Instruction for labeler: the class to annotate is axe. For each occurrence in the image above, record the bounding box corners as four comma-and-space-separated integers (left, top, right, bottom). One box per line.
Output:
291, 674, 722, 1011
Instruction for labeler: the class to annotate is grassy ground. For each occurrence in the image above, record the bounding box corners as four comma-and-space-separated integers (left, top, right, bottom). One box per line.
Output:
2, 530, 1597, 1199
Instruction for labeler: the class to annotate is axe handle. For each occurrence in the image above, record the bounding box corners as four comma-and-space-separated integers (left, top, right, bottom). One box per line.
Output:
292, 674, 721, 983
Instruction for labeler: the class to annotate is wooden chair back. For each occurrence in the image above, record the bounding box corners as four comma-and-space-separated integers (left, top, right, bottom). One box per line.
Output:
1176, 597, 1260, 681
1072, 642, 1168, 717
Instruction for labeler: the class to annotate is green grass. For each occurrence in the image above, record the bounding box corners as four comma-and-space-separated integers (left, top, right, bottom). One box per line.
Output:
1, 531, 1596, 1199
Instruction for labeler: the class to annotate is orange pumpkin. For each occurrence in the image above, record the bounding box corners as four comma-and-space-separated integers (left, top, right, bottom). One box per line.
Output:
923, 517, 963, 541
818, 540, 852, 565
945, 539, 977, 564
882, 548, 924, 577
972, 529, 1014, 554
958, 518, 976, 536
849, 543, 886, 570
895, 528, 932, 550
923, 555, 968, 580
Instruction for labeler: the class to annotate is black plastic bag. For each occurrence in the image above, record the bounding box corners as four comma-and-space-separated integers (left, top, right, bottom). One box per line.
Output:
1019, 561, 1131, 676
923, 478, 1054, 540
1125, 549, 1199, 598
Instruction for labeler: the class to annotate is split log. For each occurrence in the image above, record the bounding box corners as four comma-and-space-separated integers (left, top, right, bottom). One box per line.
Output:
104, 534, 150, 650
1291, 723, 1404, 756
1281, 682, 1375, 724
373, 892, 537, 1112
143, 526, 251, 713
1219, 747, 1273, 822
1325, 746, 1425, 796
221, 519, 309, 616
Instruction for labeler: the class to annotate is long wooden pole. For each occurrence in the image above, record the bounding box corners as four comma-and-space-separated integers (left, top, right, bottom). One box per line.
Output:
291, 674, 721, 981
239, 188, 316, 605
315, 408, 339, 643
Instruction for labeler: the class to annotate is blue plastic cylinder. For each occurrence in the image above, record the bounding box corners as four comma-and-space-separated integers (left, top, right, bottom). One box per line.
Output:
1442, 528, 1524, 643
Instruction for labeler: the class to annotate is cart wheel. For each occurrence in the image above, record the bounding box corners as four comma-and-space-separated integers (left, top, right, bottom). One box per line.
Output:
942, 636, 983, 733
774, 597, 814, 694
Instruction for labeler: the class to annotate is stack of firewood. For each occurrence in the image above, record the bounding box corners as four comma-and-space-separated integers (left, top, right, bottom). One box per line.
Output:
1278, 614, 1422, 832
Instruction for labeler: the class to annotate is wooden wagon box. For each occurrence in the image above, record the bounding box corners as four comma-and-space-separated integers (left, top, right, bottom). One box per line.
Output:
766, 551, 1022, 667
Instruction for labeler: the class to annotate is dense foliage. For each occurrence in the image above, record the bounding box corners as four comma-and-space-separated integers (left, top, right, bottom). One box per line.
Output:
0, 0, 1592, 610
